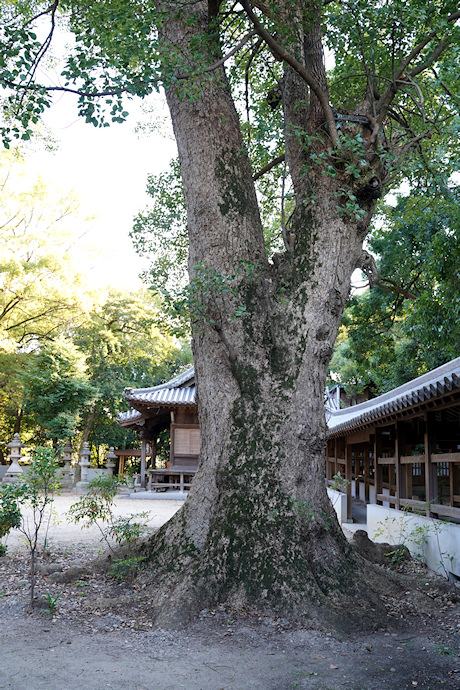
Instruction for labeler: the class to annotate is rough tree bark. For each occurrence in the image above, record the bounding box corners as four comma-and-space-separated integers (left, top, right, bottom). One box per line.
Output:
136, 0, 457, 629
137, 0, 391, 630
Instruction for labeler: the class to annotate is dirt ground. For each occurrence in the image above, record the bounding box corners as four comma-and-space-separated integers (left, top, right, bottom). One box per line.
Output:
0, 494, 459, 690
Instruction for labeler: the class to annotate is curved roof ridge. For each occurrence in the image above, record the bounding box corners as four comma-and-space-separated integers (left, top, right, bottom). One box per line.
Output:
123, 366, 195, 397
328, 356, 460, 433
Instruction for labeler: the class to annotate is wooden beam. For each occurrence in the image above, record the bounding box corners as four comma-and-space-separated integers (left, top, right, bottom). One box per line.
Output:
346, 442, 352, 521
140, 436, 147, 489
345, 429, 373, 444
429, 503, 460, 520
377, 456, 397, 464
376, 493, 398, 505
400, 454, 424, 464
396, 421, 404, 509
375, 428, 383, 506
430, 452, 460, 463
364, 448, 370, 503
400, 497, 427, 512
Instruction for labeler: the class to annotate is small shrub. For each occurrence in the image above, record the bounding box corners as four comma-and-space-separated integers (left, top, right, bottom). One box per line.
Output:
109, 556, 146, 581
1, 447, 61, 609
68, 475, 150, 552
0, 485, 22, 553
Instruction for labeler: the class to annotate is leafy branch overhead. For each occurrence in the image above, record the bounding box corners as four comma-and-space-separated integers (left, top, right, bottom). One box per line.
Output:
0, 1, 458, 184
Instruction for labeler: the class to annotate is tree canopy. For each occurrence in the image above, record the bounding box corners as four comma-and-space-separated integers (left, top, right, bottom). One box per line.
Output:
19, 335, 95, 444
0, 151, 190, 454
330, 184, 460, 397
0, 150, 93, 352
74, 288, 192, 455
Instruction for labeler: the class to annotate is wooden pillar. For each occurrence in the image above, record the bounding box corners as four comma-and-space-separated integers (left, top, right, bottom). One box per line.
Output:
346, 442, 352, 522
151, 438, 158, 470
140, 435, 147, 489
334, 437, 338, 479
364, 448, 370, 503
395, 421, 405, 510
375, 428, 383, 505
424, 412, 438, 514
406, 464, 413, 501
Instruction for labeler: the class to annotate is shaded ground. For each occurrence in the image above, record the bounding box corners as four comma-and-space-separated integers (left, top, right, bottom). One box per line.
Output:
0, 494, 459, 690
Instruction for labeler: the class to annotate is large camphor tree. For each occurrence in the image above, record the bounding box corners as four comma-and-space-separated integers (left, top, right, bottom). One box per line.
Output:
1, 0, 459, 628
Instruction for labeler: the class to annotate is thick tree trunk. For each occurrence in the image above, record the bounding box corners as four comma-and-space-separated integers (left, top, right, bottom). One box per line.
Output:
141, 1, 388, 630
81, 407, 96, 444
13, 409, 23, 435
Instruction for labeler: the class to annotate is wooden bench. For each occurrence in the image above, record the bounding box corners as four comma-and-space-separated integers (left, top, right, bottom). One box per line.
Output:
147, 468, 196, 492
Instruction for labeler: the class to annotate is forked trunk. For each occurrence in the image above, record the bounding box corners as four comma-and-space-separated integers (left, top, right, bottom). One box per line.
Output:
141, 1, 386, 629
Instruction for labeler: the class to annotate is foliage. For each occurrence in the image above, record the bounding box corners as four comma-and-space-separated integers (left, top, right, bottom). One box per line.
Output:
1, 446, 61, 608
0, 150, 94, 353
331, 471, 350, 493
131, 159, 285, 332
0, 352, 28, 452
131, 159, 188, 295
74, 288, 192, 454
109, 555, 146, 581
0, 479, 22, 552
0, 157, 190, 446
68, 474, 120, 522
44, 591, 61, 615
68, 474, 151, 552
374, 504, 453, 577
19, 336, 96, 444
330, 187, 460, 395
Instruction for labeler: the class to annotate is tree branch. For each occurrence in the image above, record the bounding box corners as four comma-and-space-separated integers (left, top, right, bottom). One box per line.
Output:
373, 278, 417, 300
240, 0, 338, 146
1, 79, 126, 99
204, 30, 257, 73
24, 0, 59, 28
253, 153, 285, 181
372, 10, 460, 138
357, 250, 417, 299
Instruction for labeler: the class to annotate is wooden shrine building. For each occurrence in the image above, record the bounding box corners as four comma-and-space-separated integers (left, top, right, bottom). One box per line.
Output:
326, 357, 460, 524
119, 357, 460, 527
117, 367, 199, 489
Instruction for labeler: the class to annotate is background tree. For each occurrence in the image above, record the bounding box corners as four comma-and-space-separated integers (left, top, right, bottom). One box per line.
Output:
0, 150, 93, 352
19, 336, 95, 445
1, 0, 459, 630
0, 149, 96, 450
75, 288, 192, 460
330, 185, 460, 396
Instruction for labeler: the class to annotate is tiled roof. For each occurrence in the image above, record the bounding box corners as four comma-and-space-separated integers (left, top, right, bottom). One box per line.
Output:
122, 366, 196, 411
125, 385, 196, 407
328, 357, 460, 436
117, 409, 145, 425
119, 358, 460, 436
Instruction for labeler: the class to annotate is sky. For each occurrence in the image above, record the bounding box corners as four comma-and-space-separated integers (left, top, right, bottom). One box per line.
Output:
25, 92, 177, 291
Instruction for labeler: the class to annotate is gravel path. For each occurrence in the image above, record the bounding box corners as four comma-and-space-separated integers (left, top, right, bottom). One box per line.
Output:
3, 492, 183, 554
1, 493, 459, 690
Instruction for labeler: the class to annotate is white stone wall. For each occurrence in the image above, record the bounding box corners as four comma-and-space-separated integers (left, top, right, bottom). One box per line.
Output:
367, 504, 460, 579
327, 488, 347, 524
86, 468, 110, 482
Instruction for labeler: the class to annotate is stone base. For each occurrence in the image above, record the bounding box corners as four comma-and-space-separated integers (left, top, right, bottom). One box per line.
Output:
2, 473, 23, 484
73, 481, 90, 494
